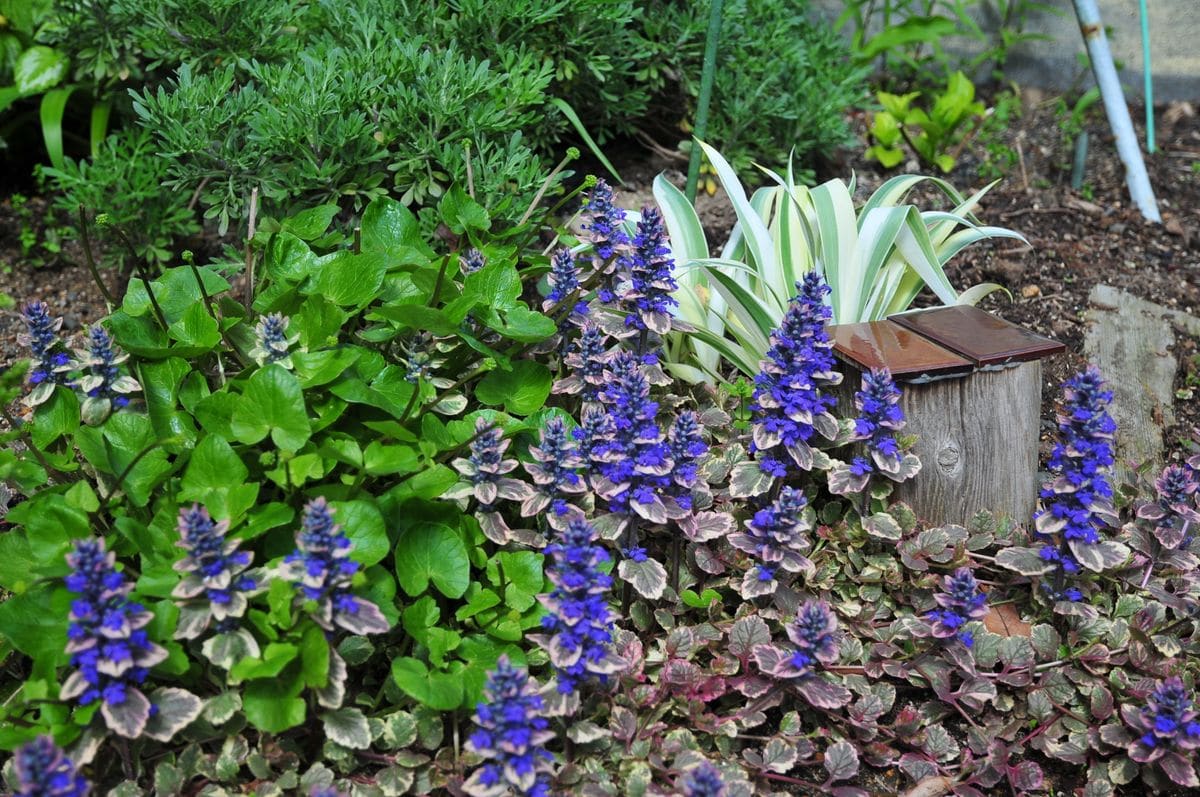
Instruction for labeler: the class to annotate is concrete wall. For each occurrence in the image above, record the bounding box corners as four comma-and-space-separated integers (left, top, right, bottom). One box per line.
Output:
814, 0, 1200, 101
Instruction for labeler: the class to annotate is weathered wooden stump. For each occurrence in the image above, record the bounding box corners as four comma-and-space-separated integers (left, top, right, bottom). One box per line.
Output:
830, 306, 1064, 527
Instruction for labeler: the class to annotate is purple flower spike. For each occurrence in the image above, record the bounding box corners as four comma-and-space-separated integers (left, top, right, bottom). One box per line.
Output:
621, 207, 679, 335
1127, 677, 1200, 767
682, 761, 726, 797
1137, 464, 1200, 549
464, 656, 556, 797
18, 301, 74, 406
460, 247, 486, 275
521, 416, 585, 524
283, 498, 390, 636
450, 418, 533, 511
750, 273, 841, 478
73, 325, 139, 424
545, 248, 581, 310
172, 505, 260, 641
926, 567, 988, 647
534, 518, 621, 694
61, 538, 167, 738
250, 313, 299, 367
578, 351, 677, 521
1033, 366, 1121, 600
557, 323, 611, 402
728, 487, 814, 596
13, 735, 91, 797
580, 179, 629, 263
854, 368, 905, 464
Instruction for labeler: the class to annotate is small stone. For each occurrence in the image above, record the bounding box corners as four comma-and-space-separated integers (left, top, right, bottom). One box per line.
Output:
987, 258, 1026, 284
1020, 285, 1041, 299
62, 314, 82, 330
1109, 223, 1127, 235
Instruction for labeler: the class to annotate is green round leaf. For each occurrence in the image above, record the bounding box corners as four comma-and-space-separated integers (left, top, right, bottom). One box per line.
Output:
475, 361, 551, 416
394, 522, 470, 599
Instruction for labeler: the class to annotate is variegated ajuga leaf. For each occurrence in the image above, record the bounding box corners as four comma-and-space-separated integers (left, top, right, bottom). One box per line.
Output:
322, 707, 372, 749
143, 688, 204, 742
618, 556, 668, 600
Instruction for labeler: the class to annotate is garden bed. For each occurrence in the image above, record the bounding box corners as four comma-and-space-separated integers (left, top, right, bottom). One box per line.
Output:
2, 83, 1199, 797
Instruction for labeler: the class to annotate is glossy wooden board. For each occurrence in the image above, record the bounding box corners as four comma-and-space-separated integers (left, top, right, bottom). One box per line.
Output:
830, 320, 974, 381
889, 305, 1065, 367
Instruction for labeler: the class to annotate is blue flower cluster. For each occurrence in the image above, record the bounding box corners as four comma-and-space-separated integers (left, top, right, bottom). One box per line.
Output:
523, 416, 585, 522
728, 487, 813, 586
537, 517, 619, 694
1139, 464, 1200, 549
580, 178, 629, 263
460, 247, 487, 275
13, 735, 91, 797
783, 600, 840, 676
283, 498, 390, 636
250, 313, 297, 366
545, 248, 581, 308
308, 787, 347, 797
926, 567, 988, 647
682, 761, 726, 797
853, 368, 904, 464
73, 325, 139, 423
580, 350, 673, 518
621, 207, 678, 335
1129, 677, 1200, 761
171, 505, 258, 637
750, 273, 840, 477
560, 323, 609, 402
668, 410, 708, 509
452, 418, 531, 511
19, 301, 72, 392
464, 656, 555, 797
1034, 367, 1118, 600
61, 538, 166, 732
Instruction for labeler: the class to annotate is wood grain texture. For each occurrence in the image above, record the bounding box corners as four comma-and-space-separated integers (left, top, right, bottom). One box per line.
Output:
1084, 285, 1177, 483
839, 363, 1042, 526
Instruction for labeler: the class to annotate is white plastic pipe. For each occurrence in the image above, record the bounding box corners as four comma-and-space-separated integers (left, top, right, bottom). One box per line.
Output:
1072, 0, 1161, 223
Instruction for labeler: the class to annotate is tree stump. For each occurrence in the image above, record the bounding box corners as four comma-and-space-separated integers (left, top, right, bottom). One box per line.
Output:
830, 306, 1064, 527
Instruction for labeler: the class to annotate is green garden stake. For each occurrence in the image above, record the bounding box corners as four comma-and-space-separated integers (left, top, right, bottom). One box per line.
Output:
1138, 0, 1155, 153
686, 0, 725, 204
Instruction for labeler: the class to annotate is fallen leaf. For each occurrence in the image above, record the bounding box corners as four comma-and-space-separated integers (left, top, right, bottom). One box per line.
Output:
1020, 285, 1041, 299
983, 603, 1032, 637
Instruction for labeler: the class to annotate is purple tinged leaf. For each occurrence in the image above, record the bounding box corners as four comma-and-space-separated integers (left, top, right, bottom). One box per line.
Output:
823, 741, 859, 781
797, 677, 852, 709
1006, 761, 1043, 790
1099, 723, 1133, 748
678, 511, 735, 542
864, 512, 902, 541
1068, 539, 1130, 572
1158, 752, 1200, 787
727, 617, 771, 661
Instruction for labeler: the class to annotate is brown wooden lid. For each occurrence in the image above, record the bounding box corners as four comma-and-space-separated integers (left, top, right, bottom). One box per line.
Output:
830, 320, 974, 381
888, 305, 1065, 367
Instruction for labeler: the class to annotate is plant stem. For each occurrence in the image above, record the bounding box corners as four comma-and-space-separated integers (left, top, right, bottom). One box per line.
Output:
76, 206, 116, 309
685, 0, 725, 203
517, 149, 579, 229
0, 404, 68, 483
244, 186, 260, 311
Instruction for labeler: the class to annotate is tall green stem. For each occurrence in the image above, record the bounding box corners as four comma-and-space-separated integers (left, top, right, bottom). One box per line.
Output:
685, 0, 725, 203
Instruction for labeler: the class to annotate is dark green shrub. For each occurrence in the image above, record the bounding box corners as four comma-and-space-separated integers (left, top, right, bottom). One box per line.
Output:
654, 0, 866, 174
41, 126, 198, 267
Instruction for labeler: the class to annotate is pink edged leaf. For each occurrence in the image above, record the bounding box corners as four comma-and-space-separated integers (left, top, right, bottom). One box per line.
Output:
1007, 761, 1043, 790
618, 556, 668, 600
827, 463, 870, 496
864, 512, 902, 541
335, 599, 392, 635
823, 740, 859, 782
677, 511, 735, 542
796, 676, 852, 709
994, 546, 1056, 577
143, 687, 204, 742
1068, 539, 1130, 572
728, 616, 771, 659
102, 687, 152, 738
477, 511, 511, 545
1158, 752, 1200, 787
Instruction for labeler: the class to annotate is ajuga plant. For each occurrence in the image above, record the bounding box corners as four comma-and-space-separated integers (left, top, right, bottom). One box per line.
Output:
4, 180, 1200, 796
11, 735, 92, 797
